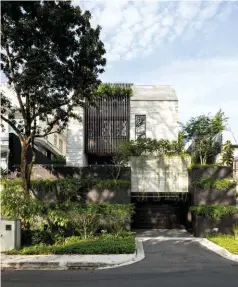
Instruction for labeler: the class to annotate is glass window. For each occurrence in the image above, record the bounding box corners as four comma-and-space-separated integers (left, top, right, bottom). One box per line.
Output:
135, 115, 146, 140
59, 139, 63, 153
54, 134, 57, 146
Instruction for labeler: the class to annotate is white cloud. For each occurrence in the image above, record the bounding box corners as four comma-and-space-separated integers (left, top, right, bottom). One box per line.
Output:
76, 1, 233, 62
177, 1, 201, 20
136, 57, 238, 141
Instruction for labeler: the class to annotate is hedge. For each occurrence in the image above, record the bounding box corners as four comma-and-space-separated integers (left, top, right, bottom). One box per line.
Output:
191, 205, 238, 220
5, 235, 136, 255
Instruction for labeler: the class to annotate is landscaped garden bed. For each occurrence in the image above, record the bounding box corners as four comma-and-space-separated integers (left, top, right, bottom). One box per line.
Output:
1, 179, 136, 255
207, 235, 238, 255
4, 233, 136, 255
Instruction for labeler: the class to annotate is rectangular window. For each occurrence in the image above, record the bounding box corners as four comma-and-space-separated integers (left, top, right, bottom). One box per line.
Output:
59, 139, 63, 153
135, 115, 146, 140
54, 134, 57, 146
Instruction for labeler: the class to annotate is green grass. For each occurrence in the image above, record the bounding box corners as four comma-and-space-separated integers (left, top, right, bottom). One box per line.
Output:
207, 235, 238, 255
4, 235, 136, 255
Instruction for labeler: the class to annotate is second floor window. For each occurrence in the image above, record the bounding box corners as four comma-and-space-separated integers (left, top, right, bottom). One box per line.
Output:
59, 139, 63, 153
54, 134, 57, 146
135, 115, 146, 140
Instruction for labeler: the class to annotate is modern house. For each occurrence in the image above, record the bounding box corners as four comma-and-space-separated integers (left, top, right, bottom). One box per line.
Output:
67, 84, 179, 166
0, 84, 67, 170
66, 84, 193, 229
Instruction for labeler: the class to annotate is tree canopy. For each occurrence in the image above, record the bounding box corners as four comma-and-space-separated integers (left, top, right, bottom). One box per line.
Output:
0, 1, 106, 193
182, 110, 227, 164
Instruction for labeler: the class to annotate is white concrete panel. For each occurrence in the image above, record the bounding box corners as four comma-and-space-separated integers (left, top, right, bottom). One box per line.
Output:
131, 156, 191, 193
66, 107, 86, 167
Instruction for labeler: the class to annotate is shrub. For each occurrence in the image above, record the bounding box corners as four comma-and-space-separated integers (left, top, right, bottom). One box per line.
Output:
0, 179, 42, 227
5, 235, 136, 255
221, 140, 234, 166
233, 223, 238, 239
95, 179, 131, 190
192, 178, 236, 190
68, 205, 100, 239
22, 229, 54, 246
1, 179, 134, 235
191, 205, 238, 220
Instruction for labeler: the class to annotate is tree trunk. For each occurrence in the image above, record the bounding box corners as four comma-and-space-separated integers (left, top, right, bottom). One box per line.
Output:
20, 140, 31, 196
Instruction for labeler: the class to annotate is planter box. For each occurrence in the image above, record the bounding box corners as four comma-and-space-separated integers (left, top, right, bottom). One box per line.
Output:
192, 214, 238, 237
191, 187, 236, 206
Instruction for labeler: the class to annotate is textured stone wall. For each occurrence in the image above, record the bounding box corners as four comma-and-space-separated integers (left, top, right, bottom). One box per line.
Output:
66, 107, 86, 167
130, 100, 178, 141
193, 214, 238, 237
131, 156, 191, 193
31, 165, 131, 204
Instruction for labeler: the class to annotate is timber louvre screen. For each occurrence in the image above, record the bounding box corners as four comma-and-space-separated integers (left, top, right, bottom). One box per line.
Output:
85, 92, 130, 154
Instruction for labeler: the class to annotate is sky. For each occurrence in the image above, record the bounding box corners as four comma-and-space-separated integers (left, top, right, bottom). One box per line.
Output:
76, 0, 238, 142
1, 1, 238, 142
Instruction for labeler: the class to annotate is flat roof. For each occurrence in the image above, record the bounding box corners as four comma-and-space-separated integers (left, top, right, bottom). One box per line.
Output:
132, 85, 177, 101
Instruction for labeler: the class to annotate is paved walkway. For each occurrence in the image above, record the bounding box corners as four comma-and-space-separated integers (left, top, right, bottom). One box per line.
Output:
135, 228, 194, 239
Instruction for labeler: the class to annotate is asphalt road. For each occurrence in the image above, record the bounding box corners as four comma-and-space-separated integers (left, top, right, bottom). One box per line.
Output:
2, 239, 238, 287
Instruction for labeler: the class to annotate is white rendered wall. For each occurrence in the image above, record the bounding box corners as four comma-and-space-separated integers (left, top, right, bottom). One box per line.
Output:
131, 156, 191, 193
130, 100, 178, 141
66, 107, 86, 167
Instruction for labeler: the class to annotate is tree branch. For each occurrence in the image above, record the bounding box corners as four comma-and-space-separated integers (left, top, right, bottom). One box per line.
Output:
1, 114, 23, 140
5, 44, 26, 120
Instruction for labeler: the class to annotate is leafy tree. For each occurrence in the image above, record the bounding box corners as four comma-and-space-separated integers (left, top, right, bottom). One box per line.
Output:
221, 140, 234, 166
182, 110, 227, 164
1, 1, 106, 195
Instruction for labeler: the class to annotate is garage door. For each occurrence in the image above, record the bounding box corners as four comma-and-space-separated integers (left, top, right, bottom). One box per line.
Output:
131, 199, 188, 229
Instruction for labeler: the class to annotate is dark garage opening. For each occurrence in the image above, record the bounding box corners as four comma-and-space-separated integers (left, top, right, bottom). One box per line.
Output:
131, 193, 190, 229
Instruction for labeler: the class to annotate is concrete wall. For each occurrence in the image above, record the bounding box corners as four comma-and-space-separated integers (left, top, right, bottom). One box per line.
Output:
189, 166, 237, 237
66, 107, 86, 167
131, 156, 191, 193
130, 85, 178, 141
193, 214, 238, 237
66, 85, 179, 167
31, 165, 131, 204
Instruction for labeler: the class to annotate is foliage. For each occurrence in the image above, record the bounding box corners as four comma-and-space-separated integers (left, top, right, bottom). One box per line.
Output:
68, 203, 134, 238
52, 155, 66, 164
221, 140, 234, 166
5, 234, 136, 255
1, 180, 134, 235
95, 179, 131, 190
1, 168, 9, 178
0, 179, 43, 226
68, 205, 100, 239
187, 163, 222, 171
119, 136, 188, 162
21, 229, 54, 246
191, 205, 238, 220
192, 178, 237, 190
182, 110, 227, 165
96, 83, 133, 98
2, 178, 131, 204
1, 1, 106, 194
233, 223, 238, 239
206, 235, 238, 254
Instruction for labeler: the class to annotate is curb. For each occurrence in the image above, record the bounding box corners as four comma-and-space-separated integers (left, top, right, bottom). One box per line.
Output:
198, 238, 238, 263
99, 239, 145, 269
1, 239, 145, 270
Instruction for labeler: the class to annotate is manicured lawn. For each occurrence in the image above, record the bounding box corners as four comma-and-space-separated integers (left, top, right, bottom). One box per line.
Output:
4, 235, 136, 255
208, 235, 238, 255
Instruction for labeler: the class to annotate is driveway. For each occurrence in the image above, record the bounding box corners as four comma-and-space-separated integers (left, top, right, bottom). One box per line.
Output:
2, 229, 238, 287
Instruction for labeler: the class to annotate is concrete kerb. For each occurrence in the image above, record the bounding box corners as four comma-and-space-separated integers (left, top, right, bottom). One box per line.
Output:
1, 239, 145, 270
198, 238, 238, 263
137, 236, 238, 263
